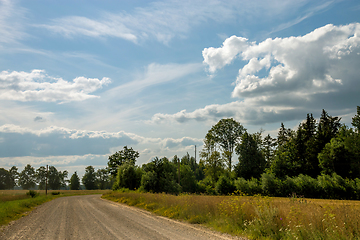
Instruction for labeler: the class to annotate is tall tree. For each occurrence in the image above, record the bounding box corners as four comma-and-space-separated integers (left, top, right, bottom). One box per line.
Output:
352, 106, 360, 133
0, 168, 11, 189
48, 166, 68, 190
18, 164, 36, 190
206, 118, 245, 171
70, 172, 80, 190
107, 146, 139, 176
82, 166, 97, 190
36, 166, 47, 190
96, 168, 110, 189
9, 166, 18, 189
235, 132, 266, 179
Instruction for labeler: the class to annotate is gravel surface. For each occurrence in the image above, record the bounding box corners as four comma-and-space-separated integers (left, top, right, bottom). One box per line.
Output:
0, 194, 248, 240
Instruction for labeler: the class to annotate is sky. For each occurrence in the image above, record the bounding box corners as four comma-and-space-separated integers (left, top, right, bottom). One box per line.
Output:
0, 0, 360, 178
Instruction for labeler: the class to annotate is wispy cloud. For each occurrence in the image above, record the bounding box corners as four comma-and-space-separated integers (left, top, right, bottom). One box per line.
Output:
106, 62, 202, 99
0, 0, 27, 44
37, 0, 329, 44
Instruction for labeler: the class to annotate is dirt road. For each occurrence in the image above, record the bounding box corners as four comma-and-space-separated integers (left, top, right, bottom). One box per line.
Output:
0, 195, 245, 240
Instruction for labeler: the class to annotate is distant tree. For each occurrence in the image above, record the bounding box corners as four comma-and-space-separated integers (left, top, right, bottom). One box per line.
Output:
70, 172, 80, 190
206, 118, 246, 171
114, 164, 142, 190
9, 166, 18, 189
18, 164, 36, 190
352, 106, 360, 132
36, 166, 47, 190
202, 151, 224, 182
235, 132, 266, 179
179, 164, 197, 193
48, 166, 68, 190
107, 146, 139, 176
140, 157, 180, 194
82, 166, 97, 190
96, 168, 111, 189
0, 168, 11, 190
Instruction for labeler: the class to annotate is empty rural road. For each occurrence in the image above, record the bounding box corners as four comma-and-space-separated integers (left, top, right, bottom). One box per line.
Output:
0, 195, 245, 240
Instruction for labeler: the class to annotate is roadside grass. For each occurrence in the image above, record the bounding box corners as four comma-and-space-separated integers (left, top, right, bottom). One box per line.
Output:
102, 190, 360, 240
0, 189, 110, 227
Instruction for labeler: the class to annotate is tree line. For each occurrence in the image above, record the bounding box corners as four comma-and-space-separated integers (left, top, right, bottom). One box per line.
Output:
1, 107, 359, 199
109, 107, 360, 199
0, 165, 112, 190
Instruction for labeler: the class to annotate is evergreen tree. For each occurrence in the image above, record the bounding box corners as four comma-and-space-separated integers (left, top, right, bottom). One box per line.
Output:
70, 172, 80, 190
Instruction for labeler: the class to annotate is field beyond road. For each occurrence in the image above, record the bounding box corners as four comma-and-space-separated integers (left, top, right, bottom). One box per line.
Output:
0, 194, 243, 240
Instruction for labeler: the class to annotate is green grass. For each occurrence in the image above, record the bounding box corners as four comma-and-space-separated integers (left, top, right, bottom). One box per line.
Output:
0, 189, 111, 227
102, 190, 360, 240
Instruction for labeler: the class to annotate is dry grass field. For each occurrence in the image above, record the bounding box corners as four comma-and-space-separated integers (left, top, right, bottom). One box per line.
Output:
103, 191, 360, 240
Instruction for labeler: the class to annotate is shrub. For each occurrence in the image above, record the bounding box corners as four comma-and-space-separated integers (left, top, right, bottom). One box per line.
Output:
215, 175, 236, 195
51, 191, 60, 195
261, 173, 279, 196
26, 190, 38, 198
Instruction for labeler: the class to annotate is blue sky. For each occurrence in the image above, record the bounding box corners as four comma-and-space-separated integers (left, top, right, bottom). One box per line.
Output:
1, 0, 360, 178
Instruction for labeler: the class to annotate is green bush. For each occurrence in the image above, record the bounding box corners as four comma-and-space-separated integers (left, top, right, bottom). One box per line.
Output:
261, 173, 279, 196
26, 190, 38, 198
215, 175, 235, 195
51, 191, 60, 195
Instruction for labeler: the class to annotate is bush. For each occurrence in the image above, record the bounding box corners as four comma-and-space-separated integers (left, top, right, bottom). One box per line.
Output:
215, 175, 236, 195
261, 173, 279, 196
51, 191, 60, 195
26, 190, 38, 198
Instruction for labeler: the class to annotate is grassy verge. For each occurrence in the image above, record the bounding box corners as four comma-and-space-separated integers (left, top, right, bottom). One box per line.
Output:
102, 190, 360, 240
0, 189, 110, 227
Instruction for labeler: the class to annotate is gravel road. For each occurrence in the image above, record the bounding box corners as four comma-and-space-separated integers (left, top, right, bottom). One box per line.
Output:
0, 194, 246, 240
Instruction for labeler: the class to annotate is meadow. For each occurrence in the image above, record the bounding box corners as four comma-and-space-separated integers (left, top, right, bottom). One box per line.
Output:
103, 190, 360, 240
0, 189, 110, 227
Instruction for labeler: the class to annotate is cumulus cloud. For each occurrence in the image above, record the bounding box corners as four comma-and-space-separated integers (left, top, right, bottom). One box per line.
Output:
204, 23, 360, 99
0, 69, 111, 103
155, 23, 360, 125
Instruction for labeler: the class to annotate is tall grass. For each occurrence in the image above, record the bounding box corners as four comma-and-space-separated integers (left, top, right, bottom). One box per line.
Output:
103, 190, 360, 239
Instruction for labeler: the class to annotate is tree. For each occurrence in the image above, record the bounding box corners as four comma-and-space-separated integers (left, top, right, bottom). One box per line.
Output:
70, 172, 80, 190
9, 166, 18, 189
107, 146, 139, 176
206, 118, 245, 171
140, 157, 180, 194
96, 168, 110, 189
235, 132, 266, 179
0, 168, 11, 190
202, 151, 224, 182
82, 166, 97, 190
36, 166, 47, 190
352, 106, 360, 133
18, 164, 36, 190
114, 164, 142, 190
48, 166, 68, 190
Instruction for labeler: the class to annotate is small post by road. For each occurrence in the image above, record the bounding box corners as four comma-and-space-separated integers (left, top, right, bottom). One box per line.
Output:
46, 164, 48, 195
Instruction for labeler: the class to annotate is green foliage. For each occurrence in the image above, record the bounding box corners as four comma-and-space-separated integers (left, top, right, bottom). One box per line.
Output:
235, 132, 266, 179
206, 118, 245, 171
114, 164, 142, 190
18, 164, 36, 190
215, 174, 236, 195
36, 166, 47, 190
0, 168, 12, 190
140, 157, 180, 194
107, 146, 139, 176
82, 166, 97, 190
96, 168, 111, 189
70, 172, 80, 190
179, 164, 197, 193
26, 190, 38, 198
48, 166, 68, 190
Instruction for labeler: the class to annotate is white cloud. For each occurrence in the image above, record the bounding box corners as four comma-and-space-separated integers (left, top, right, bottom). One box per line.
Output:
155, 23, 360, 125
37, 0, 330, 44
0, 69, 111, 103
106, 62, 201, 98
0, 0, 27, 44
